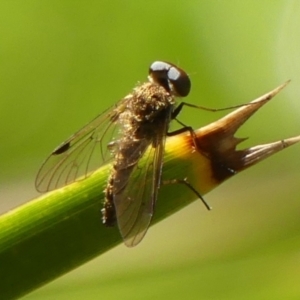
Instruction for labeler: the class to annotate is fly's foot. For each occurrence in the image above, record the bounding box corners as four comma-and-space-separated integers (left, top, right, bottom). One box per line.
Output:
163, 178, 212, 210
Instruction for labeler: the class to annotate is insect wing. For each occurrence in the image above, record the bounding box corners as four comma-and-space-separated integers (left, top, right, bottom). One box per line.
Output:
113, 120, 168, 247
35, 103, 126, 192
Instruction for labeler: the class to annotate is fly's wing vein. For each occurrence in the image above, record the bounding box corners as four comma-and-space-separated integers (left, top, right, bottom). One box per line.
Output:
113, 119, 169, 247
35, 104, 126, 192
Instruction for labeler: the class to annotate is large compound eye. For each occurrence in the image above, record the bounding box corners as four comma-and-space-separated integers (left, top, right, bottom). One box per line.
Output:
166, 64, 191, 97
149, 61, 171, 92
149, 61, 191, 97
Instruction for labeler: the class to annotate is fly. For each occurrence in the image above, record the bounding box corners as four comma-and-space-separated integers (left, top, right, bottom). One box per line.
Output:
36, 61, 210, 247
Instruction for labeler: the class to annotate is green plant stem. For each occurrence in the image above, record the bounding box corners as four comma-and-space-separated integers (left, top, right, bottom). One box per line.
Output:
0, 139, 209, 299
0, 82, 297, 299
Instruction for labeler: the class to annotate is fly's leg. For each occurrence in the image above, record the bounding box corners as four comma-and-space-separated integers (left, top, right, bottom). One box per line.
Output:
167, 118, 197, 146
170, 101, 242, 147
170, 102, 201, 151
173, 100, 263, 116
170, 104, 237, 176
162, 178, 212, 210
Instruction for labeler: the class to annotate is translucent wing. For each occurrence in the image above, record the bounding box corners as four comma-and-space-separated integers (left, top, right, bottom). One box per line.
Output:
35, 103, 128, 192
112, 116, 169, 247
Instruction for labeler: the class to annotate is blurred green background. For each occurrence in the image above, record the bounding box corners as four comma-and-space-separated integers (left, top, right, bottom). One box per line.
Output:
1, 1, 300, 299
